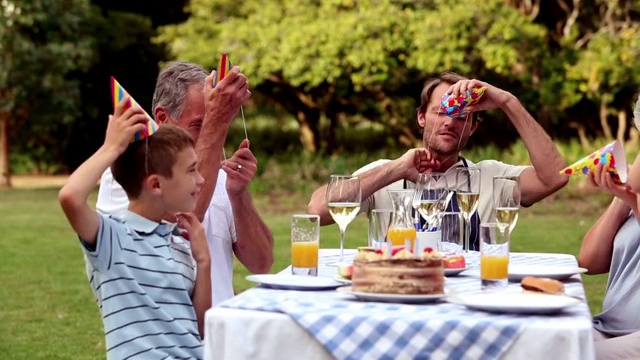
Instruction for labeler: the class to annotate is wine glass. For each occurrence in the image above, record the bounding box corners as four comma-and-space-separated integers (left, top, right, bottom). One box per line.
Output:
493, 176, 521, 239
326, 175, 362, 265
455, 168, 481, 252
413, 173, 451, 231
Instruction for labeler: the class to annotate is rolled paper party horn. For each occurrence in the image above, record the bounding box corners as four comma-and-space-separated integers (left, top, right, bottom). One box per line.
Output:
213, 53, 232, 88
110, 77, 158, 142
440, 86, 486, 117
560, 140, 628, 183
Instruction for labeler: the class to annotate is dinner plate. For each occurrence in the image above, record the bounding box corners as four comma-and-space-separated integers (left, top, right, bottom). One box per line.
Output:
334, 275, 352, 284
449, 292, 581, 315
246, 274, 345, 291
444, 267, 467, 277
337, 286, 447, 304
508, 265, 588, 281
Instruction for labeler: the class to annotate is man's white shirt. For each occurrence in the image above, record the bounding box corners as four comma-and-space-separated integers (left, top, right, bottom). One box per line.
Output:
96, 167, 237, 305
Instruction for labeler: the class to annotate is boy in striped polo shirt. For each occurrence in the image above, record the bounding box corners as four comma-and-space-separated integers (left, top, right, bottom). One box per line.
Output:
59, 96, 211, 359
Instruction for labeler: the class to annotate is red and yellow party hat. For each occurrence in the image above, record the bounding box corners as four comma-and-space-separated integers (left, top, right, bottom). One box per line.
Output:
110, 76, 158, 142
560, 140, 628, 183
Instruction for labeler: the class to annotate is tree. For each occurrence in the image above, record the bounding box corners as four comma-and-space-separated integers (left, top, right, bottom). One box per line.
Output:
158, 0, 552, 153
0, 0, 94, 187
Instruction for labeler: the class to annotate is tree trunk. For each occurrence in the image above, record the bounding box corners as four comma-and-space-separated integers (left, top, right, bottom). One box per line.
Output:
600, 99, 613, 140
296, 108, 321, 154
616, 110, 627, 143
0, 112, 11, 188
568, 121, 591, 150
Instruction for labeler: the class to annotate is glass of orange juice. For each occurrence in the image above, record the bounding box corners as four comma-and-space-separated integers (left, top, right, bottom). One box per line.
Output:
480, 223, 509, 290
291, 214, 320, 276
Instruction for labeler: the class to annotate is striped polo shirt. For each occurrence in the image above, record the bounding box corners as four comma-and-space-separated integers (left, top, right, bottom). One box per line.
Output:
80, 211, 203, 359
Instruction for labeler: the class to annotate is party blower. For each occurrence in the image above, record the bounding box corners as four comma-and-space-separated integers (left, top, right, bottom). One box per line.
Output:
560, 140, 628, 183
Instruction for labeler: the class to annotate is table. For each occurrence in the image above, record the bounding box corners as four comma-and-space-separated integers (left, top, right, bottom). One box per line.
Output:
204, 249, 596, 360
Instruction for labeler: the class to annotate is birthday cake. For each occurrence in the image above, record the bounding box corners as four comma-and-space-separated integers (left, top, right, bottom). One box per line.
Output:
351, 248, 444, 295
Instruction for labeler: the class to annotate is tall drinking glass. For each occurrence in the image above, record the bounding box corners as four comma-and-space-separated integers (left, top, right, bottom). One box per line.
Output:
456, 168, 480, 252
369, 209, 392, 249
480, 223, 509, 290
493, 176, 521, 238
413, 172, 451, 231
291, 214, 320, 276
326, 175, 362, 265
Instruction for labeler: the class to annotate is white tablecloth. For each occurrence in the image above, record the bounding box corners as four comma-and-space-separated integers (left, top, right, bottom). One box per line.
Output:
204, 249, 595, 360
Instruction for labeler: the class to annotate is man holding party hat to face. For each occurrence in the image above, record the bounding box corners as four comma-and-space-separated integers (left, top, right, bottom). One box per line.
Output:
308, 72, 568, 251
97, 60, 274, 305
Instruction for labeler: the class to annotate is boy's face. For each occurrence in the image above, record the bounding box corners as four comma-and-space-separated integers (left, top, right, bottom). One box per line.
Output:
159, 147, 204, 213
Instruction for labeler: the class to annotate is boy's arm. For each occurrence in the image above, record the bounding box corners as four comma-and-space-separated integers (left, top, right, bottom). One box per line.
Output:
59, 99, 147, 244
177, 212, 212, 338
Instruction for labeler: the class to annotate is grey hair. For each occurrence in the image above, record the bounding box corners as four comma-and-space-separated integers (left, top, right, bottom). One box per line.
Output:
152, 61, 208, 121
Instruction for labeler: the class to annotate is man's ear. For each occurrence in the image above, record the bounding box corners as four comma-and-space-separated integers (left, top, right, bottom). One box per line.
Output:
154, 106, 170, 125
417, 110, 426, 128
144, 174, 163, 196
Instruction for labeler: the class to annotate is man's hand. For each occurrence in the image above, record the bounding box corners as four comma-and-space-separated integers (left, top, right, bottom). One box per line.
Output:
222, 139, 257, 195
104, 95, 148, 155
446, 79, 513, 113
203, 66, 251, 127
396, 148, 440, 182
176, 212, 209, 264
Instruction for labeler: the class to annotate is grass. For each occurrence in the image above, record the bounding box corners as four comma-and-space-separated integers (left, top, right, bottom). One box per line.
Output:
0, 186, 608, 359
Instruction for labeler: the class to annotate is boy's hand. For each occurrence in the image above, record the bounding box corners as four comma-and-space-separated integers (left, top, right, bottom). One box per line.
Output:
176, 212, 210, 265
104, 95, 149, 154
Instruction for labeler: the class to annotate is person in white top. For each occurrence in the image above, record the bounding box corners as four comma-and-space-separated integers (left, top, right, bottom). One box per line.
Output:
308, 72, 568, 250
97, 62, 273, 305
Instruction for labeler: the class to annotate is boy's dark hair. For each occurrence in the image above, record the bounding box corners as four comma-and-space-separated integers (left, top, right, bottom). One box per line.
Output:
417, 72, 481, 123
111, 125, 195, 199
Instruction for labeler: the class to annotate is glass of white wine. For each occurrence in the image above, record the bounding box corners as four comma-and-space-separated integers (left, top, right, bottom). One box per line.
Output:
326, 175, 362, 265
456, 168, 481, 252
413, 173, 450, 231
493, 176, 521, 238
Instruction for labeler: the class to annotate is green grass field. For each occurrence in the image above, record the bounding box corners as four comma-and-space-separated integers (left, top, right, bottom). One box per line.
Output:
0, 187, 607, 359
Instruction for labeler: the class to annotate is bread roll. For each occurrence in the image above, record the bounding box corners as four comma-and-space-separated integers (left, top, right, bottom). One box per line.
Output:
520, 276, 565, 295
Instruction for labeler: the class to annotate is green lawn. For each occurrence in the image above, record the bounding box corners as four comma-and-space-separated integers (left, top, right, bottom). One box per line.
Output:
0, 188, 606, 359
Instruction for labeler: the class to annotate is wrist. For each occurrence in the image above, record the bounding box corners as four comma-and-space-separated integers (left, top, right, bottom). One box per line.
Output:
195, 258, 211, 269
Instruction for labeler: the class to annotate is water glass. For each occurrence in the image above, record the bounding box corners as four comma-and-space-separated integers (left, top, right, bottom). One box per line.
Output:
480, 223, 509, 290
291, 214, 320, 276
369, 209, 392, 249
439, 212, 464, 256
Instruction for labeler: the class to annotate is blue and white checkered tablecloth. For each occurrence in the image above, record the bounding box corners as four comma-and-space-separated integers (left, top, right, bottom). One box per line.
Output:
219, 252, 586, 360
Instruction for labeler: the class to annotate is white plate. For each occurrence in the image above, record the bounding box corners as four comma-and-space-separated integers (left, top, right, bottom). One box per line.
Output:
334, 275, 352, 284
444, 267, 467, 277
337, 286, 447, 304
246, 274, 345, 290
508, 265, 588, 281
450, 292, 581, 314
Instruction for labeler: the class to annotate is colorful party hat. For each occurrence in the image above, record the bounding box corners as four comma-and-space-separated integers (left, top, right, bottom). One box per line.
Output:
560, 140, 628, 183
213, 53, 232, 88
440, 86, 486, 117
110, 76, 158, 142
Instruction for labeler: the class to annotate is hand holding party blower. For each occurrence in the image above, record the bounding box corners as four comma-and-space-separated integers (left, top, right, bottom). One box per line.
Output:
440, 85, 486, 117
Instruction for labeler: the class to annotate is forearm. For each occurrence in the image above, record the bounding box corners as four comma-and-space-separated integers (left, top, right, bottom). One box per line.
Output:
191, 260, 212, 339
230, 192, 274, 274
502, 96, 568, 204
59, 146, 118, 241
194, 123, 229, 221
307, 160, 406, 225
578, 198, 629, 274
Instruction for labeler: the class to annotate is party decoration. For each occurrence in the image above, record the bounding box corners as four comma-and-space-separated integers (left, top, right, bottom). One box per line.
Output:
213, 53, 232, 88
110, 77, 158, 142
440, 86, 486, 117
560, 140, 628, 183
